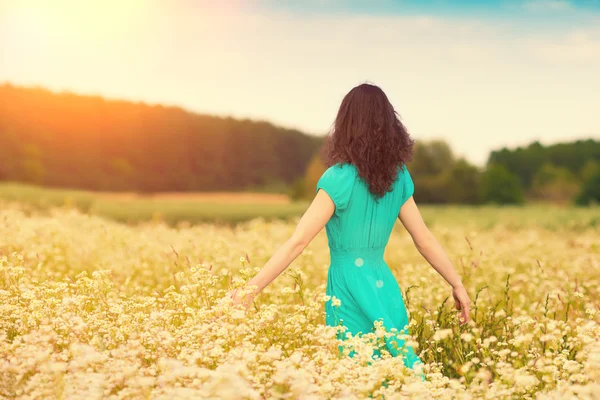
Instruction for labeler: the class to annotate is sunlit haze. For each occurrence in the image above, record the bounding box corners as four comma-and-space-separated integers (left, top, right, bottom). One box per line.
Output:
1, 0, 599, 165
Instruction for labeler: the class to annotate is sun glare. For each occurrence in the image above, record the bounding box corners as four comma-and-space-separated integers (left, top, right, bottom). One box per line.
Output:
2, 0, 148, 40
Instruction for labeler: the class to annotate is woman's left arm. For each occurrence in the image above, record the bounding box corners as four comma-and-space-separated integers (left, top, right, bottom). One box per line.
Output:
228, 189, 335, 308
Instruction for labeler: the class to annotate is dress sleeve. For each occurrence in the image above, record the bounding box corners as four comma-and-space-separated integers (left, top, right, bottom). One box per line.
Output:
401, 165, 415, 206
316, 164, 355, 213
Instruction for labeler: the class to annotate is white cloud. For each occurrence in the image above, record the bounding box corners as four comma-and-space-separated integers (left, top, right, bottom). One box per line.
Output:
528, 28, 600, 63
523, 0, 573, 12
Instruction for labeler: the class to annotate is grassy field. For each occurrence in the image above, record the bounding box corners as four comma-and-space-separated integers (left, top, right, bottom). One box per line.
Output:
0, 188, 599, 398
1, 182, 598, 229
0, 182, 309, 225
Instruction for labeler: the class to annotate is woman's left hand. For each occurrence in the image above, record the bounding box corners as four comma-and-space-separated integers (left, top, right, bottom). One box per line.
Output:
226, 288, 255, 310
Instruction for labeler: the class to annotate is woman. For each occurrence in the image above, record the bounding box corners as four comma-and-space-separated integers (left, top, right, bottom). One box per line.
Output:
227, 83, 471, 371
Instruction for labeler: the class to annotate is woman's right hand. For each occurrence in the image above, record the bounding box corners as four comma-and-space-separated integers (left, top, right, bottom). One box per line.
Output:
452, 285, 471, 325
398, 198, 473, 326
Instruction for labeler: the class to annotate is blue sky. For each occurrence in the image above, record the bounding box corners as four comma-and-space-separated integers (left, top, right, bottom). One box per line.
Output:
256, 0, 600, 36
1, 0, 599, 165
259, 0, 600, 17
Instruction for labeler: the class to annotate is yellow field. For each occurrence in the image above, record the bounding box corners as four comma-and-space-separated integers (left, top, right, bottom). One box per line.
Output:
0, 183, 306, 225
0, 203, 599, 399
97, 191, 292, 204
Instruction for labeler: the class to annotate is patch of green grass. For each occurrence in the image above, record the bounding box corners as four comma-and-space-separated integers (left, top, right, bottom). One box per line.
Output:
0, 182, 309, 225
2, 182, 598, 228
0, 182, 95, 211
89, 198, 310, 225
416, 204, 599, 231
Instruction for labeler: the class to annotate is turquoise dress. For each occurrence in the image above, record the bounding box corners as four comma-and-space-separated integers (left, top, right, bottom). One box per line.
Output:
316, 162, 423, 370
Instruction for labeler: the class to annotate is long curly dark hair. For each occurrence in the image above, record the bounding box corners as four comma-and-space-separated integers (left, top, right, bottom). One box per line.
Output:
320, 83, 415, 198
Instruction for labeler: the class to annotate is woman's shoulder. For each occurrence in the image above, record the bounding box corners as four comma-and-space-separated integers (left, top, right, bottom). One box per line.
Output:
398, 163, 410, 177
391, 163, 412, 189
317, 163, 358, 211
397, 163, 414, 203
317, 163, 358, 194
323, 162, 358, 179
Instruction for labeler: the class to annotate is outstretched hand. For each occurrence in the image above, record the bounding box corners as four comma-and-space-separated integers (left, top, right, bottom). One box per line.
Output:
452, 285, 471, 325
214, 288, 256, 319
226, 288, 255, 310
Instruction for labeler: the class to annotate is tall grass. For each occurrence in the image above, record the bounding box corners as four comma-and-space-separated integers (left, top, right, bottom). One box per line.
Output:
0, 202, 598, 398
0, 182, 309, 225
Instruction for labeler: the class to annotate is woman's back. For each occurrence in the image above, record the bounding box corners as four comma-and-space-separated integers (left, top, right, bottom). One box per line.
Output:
316, 162, 414, 252
316, 161, 422, 369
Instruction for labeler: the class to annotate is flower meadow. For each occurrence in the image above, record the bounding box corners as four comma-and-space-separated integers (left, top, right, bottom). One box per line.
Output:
0, 204, 599, 399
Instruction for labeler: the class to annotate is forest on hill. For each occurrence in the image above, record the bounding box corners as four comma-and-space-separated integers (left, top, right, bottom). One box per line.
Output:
297, 139, 600, 205
488, 140, 600, 204
1, 83, 598, 205
0, 84, 322, 192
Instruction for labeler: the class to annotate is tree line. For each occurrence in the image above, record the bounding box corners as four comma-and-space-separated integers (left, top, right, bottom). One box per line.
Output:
296, 139, 600, 205
488, 140, 600, 205
1, 83, 598, 205
0, 84, 322, 192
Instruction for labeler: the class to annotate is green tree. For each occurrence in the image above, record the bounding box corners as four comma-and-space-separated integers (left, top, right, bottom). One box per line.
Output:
488, 139, 600, 191
531, 163, 580, 204
445, 159, 482, 204
580, 160, 600, 183
411, 139, 455, 177
110, 158, 136, 190
480, 164, 524, 204
410, 139, 458, 204
300, 154, 326, 200
412, 174, 448, 204
19, 144, 45, 184
576, 166, 600, 206
0, 129, 18, 180
0, 84, 322, 192
288, 178, 306, 201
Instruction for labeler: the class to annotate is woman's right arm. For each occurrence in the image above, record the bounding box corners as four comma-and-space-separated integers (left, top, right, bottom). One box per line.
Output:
398, 196, 472, 324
